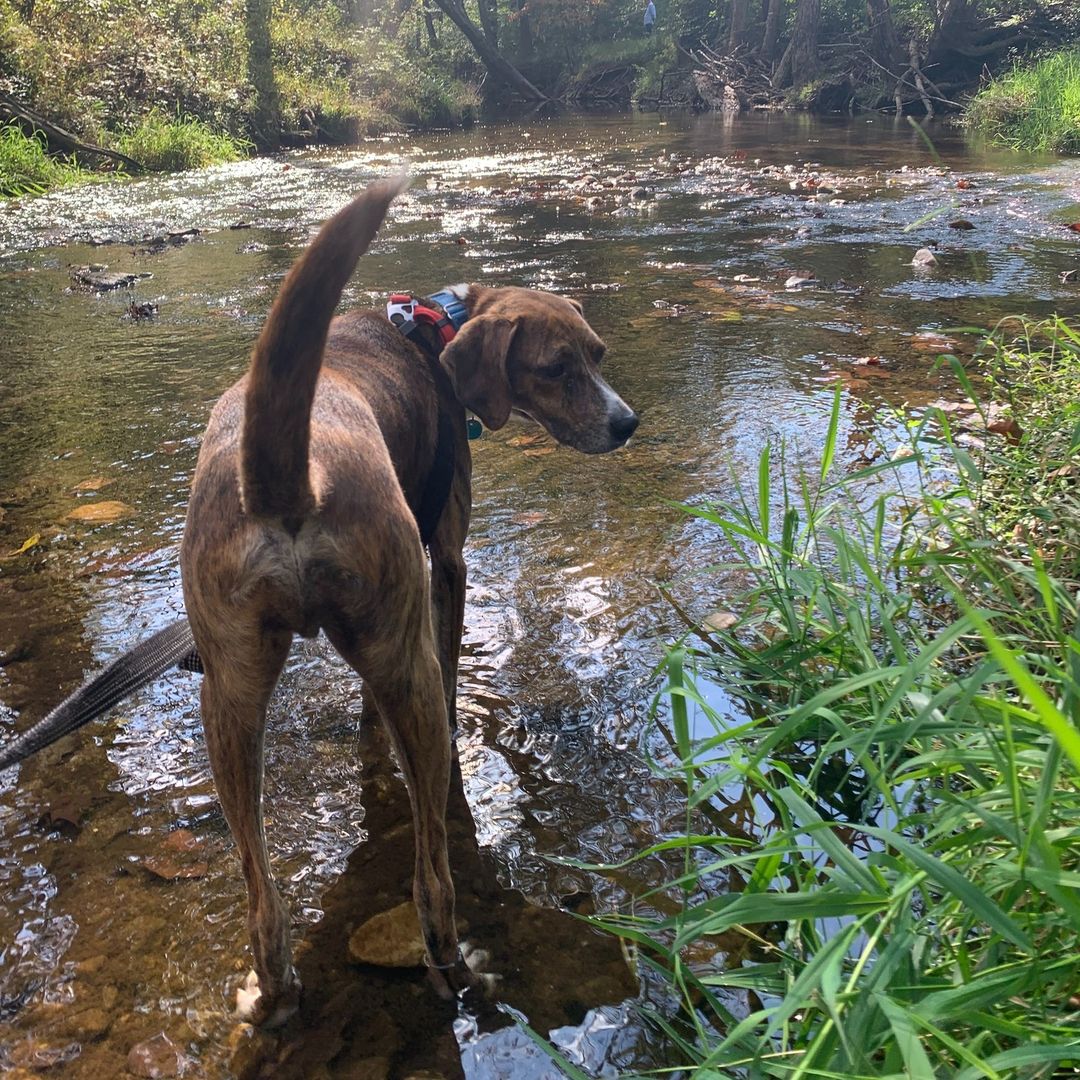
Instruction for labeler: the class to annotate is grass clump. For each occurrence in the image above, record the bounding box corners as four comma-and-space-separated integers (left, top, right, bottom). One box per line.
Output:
966, 50, 1080, 153
113, 110, 249, 172
547, 318, 1080, 1075
0, 123, 84, 196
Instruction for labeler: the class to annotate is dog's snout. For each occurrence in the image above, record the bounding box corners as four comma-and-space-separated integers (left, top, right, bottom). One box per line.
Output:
609, 410, 640, 443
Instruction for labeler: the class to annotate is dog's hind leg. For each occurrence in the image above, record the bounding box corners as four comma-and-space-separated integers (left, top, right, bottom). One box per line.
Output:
327, 612, 475, 996
198, 624, 299, 1028
428, 534, 467, 734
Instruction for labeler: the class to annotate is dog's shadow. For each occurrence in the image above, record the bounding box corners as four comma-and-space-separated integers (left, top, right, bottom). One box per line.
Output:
238, 721, 636, 1079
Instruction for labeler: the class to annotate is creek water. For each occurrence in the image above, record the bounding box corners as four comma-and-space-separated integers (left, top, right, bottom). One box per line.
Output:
0, 110, 1078, 1077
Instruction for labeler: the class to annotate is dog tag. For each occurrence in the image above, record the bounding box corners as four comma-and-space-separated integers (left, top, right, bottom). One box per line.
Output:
467, 417, 483, 440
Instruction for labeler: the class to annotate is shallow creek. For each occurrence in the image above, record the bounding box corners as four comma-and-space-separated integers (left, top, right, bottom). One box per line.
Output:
1, 110, 1078, 1077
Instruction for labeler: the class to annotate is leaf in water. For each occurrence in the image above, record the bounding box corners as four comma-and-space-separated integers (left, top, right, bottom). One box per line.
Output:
65, 500, 134, 523
7, 533, 40, 557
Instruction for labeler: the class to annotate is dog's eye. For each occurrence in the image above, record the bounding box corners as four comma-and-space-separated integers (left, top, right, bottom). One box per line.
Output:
539, 361, 567, 379
591, 344, 606, 366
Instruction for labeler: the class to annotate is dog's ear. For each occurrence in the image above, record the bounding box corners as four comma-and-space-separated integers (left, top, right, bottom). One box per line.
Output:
567, 297, 583, 314
442, 315, 519, 430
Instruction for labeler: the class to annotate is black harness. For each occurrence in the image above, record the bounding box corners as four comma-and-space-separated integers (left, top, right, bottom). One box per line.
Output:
385, 291, 471, 547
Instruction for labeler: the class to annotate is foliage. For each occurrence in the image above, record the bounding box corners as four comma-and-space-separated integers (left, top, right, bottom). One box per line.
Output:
271, 7, 478, 137
966, 50, 1080, 153
543, 319, 1080, 1074
0, 123, 85, 196
114, 110, 249, 171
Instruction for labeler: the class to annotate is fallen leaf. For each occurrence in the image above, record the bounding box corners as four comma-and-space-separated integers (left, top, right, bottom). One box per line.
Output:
523, 447, 557, 457
1066, 223, 1080, 234
65, 501, 134, 523
6, 533, 40, 557
72, 476, 112, 493
987, 417, 1023, 443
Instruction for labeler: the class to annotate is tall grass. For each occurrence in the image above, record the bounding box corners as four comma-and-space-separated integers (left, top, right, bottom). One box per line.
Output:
0, 124, 85, 197
966, 50, 1080, 154
113, 110, 249, 172
549, 318, 1080, 1075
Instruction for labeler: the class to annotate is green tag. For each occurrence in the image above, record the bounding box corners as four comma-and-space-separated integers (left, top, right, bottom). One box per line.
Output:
467, 417, 483, 440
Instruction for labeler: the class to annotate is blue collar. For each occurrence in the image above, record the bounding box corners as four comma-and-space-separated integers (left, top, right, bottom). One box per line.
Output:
425, 288, 470, 333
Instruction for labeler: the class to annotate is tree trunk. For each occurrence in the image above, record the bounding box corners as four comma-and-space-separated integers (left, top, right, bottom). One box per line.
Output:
431, 0, 547, 99
761, 0, 784, 63
774, 0, 819, 88
865, 0, 899, 70
245, 0, 280, 151
728, 0, 752, 49
513, 0, 534, 57
477, 0, 499, 46
423, 2, 440, 46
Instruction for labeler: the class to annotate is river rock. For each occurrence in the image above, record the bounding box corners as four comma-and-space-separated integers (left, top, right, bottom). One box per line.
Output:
911, 247, 938, 267
71, 266, 153, 292
68, 1006, 111, 1040
348, 900, 426, 967
127, 1032, 186, 1078
65, 500, 135, 523
227, 1022, 276, 1080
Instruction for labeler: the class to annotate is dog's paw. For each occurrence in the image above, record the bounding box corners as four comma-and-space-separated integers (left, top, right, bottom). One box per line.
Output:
235, 967, 302, 1029
427, 941, 500, 1001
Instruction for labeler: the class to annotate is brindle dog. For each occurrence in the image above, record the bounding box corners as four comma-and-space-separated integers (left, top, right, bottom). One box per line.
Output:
180, 177, 638, 1027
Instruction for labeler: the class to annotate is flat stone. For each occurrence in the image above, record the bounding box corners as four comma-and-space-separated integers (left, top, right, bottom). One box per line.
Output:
348, 900, 426, 968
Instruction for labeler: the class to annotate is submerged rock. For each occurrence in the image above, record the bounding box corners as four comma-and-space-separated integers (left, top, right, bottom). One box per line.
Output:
70, 266, 153, 292
911, 247, 938, 267
348, 901, 426, 968
126, 1033, 186, 1078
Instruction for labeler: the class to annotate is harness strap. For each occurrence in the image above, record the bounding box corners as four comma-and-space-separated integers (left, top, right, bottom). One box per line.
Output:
385, 291, 467, 547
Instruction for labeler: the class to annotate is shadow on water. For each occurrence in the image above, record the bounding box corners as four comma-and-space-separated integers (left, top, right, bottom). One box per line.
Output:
0, 110, 1079, 1075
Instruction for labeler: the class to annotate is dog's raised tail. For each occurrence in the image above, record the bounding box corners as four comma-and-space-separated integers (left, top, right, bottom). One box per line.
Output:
242, 175, 408, 522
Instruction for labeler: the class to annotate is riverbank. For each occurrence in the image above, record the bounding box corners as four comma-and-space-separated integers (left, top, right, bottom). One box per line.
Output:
577, 317, 1080, 1075
966, 51, 1080, 154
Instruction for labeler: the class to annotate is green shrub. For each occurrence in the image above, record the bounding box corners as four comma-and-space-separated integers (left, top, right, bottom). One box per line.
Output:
0, 123, 84, 196
113, 110, 249, 172
540, 319, 1080, 1075
966, 50, 1080, 154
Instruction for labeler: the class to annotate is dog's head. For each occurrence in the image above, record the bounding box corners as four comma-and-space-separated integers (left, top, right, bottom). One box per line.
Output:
441, 286, 638, 454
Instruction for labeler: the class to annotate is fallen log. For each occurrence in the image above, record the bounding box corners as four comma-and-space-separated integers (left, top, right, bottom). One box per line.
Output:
0, 92, 145, 173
